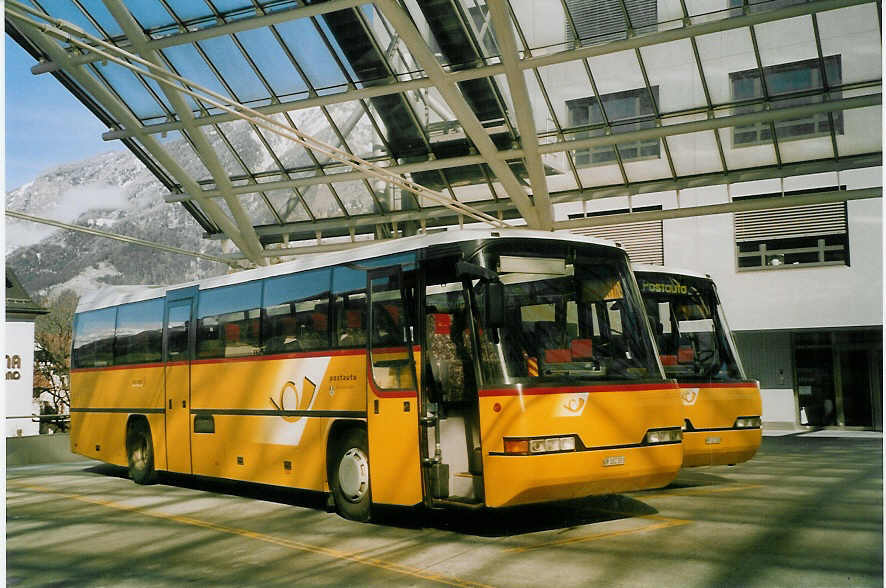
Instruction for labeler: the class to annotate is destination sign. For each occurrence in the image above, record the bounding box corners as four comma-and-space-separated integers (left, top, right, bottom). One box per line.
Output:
640, 282, 688, 295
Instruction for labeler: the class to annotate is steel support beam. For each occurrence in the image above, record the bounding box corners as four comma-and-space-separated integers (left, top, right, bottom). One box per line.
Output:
174, 93, 881, 202
526, 0, 870, 71
10, 1, 504, 229
94, 0, 874, 141
549, 152, 882, 203
376, 0, 540, 228
6, 210, 233, 264
6, 8, 263, 264
555, 187, 881, 229
209, 152, 881, 242
487, 0, 552, 229
31, 0, 366, 73
102, 0, 268, 265
220, 185, 882, 256
530, 94, 881, 156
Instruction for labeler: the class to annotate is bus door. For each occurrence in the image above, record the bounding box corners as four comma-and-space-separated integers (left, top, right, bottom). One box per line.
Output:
164, 287, 196, 474
366, 268, 423, 506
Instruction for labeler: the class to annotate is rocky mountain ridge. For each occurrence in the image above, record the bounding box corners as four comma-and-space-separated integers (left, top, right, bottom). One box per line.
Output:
6, 104, 375, 300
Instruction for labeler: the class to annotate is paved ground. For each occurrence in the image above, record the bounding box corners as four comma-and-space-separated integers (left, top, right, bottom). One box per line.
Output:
7, 435, 882, 587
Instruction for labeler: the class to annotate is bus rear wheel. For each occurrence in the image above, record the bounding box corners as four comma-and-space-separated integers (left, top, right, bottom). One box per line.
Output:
331, 428, 372, 522
126, 420, 157, 485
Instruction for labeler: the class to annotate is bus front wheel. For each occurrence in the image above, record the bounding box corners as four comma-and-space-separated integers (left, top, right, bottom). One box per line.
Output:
331, 428, 372, 522
126, 420, 157, 485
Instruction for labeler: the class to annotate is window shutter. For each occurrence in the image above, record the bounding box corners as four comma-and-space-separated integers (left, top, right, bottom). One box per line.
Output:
734, 202, 847, 242
565, 0, 657, 45
570, 219, 663, 264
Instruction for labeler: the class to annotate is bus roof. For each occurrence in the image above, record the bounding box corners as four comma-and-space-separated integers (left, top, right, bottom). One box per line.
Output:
76, 228, 619, 313
631, 263, 711, 281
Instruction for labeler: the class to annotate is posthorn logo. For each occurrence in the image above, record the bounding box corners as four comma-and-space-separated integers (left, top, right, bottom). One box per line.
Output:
270, 377, 317, 422
681, 388, 699, 406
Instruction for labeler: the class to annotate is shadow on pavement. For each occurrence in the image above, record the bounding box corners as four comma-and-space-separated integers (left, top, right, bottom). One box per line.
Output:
83, 463, 658, 537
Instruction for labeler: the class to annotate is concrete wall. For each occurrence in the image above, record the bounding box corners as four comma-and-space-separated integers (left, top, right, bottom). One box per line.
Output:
734, 331, 797, 426
7, 433, 86, 467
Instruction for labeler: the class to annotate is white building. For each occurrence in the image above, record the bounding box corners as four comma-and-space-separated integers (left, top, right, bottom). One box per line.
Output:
526, 1, 884, 430
5, 268, 48, 437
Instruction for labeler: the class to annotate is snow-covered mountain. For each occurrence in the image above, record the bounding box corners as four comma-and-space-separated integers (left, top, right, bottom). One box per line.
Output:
6, 103, 376, 299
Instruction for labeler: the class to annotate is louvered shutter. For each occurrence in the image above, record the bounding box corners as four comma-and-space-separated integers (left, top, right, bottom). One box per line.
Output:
565, 0, 657, 45
734, 202, 847, 242
570, 219, 663, 264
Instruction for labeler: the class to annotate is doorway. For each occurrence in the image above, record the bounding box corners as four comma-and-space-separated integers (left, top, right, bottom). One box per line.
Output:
794, 329, 882, 430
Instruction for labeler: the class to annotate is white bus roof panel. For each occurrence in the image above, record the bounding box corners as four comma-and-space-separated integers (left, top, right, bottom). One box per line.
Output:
76, 229, 620, 313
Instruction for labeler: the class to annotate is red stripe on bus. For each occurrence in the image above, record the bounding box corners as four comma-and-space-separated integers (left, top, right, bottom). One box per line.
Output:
677, 381, 759, 389
72, 346, 426, 373
72, 348, 368, 372
191, 348, 366, 366
71, 362, 166, 373
478, 381, 679, 397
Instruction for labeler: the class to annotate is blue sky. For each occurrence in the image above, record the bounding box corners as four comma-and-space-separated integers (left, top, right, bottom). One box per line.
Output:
5, 36, 116, 191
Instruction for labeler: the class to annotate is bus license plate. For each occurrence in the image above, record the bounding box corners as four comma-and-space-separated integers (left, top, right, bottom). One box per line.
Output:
603, 455, 625, 467
705, 436, 722, 445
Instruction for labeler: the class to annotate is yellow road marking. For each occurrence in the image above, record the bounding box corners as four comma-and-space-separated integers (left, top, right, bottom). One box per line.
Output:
8, 481, 491, 588
637, 483, 762, 500
505, 513, 690, 553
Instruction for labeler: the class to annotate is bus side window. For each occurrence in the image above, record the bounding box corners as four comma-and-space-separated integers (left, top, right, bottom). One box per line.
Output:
196, 281, 262, 359
263, 268, 332, 353
333, 266, 368, 348
72, 307, 117, 368
114, 298, 163, 365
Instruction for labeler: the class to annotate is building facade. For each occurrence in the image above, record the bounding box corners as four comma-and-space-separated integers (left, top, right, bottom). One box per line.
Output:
503, 0, 884, 429
563, 169, 882, 430
5, 269, 49, 437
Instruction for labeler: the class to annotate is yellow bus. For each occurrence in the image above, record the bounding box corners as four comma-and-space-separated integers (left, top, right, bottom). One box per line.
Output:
633, 264, 762, 468
70, 230, 684, 521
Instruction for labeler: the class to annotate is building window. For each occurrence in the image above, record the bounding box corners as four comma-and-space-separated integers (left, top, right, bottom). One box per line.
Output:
566, 87, 660, 167
734, 188, 849, 270
466, 3, 498, 56
730, 55, 843, 147
565, 0, 657, 46
568, 205, 663, 265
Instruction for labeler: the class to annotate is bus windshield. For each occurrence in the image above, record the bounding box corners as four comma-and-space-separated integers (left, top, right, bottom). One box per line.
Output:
635, 272, 745, 382
463, 241, 661, 386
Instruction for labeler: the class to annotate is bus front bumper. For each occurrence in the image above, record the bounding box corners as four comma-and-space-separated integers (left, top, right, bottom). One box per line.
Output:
682, 428, 762, 467
482, 442, 683, 508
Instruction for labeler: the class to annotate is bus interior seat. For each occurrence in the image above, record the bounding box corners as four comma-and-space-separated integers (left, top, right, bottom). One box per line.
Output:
224, 323, 240, 343
570, 338, 593, 360
426, 313, 465, 402
544, 348, 571, 363
339, 309, 367, 347
678, 346, 694, 363
534, 321, 561, 356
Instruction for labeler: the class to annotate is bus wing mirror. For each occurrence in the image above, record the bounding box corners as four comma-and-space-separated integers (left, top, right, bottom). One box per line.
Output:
456, 260, 497, 282
486, 282, 505, 329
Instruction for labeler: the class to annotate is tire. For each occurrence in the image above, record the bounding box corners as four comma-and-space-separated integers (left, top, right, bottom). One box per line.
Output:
126, 420, 157, 485
331, 428, 372, 522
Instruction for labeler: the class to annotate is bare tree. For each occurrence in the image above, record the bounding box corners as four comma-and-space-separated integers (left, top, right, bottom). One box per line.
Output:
33, 290, 78, 432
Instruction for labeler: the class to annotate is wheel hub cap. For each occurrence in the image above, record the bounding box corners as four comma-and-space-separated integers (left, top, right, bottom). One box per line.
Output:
338, 448, 369, 502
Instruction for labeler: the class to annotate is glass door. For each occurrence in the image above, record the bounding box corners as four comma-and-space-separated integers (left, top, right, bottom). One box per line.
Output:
164, 292, 195, 474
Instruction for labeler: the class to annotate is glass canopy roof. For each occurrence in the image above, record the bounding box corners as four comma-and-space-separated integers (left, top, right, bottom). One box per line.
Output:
6, 0, 881, 265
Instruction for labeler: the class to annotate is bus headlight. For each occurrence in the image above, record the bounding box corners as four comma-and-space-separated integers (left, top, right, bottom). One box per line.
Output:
645, 428, 682, 444
734, 416, 762, 428
530, 439, 547, 453
504, 435, 579, 455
